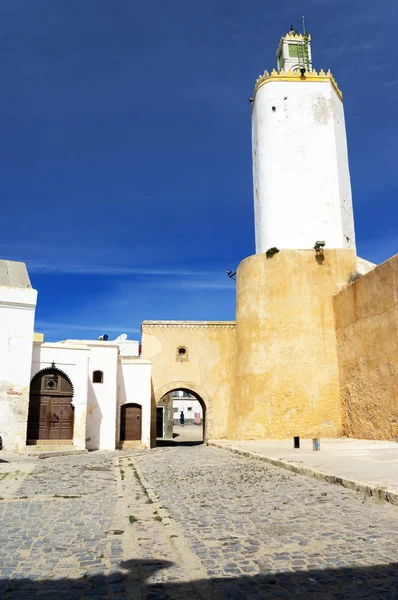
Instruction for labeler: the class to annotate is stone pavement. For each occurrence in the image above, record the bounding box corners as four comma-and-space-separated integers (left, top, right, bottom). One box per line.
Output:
134, 444, 398, 598
209, 438, 398, 505
0, 451, 127, 599
0, 445, 398, 599
171, 424, 203, 443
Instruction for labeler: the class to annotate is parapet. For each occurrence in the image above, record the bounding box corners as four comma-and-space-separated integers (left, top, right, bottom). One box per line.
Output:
0, 260, 32, 288
253, 68, 342, 101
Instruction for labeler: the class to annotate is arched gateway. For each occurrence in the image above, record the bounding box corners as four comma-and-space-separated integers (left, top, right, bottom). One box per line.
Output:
27, 369, 74, 443
141, 320, 236, 441
155, 381, 209, 443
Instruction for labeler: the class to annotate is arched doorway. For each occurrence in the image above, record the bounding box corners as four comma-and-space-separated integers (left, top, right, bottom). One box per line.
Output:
120, 403, 142, 442
156, 387, 206, 446
27, 369, 74, 443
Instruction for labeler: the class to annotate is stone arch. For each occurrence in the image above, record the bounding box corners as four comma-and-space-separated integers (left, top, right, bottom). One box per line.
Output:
155, 380, 213, 442
30, 366, 74, 397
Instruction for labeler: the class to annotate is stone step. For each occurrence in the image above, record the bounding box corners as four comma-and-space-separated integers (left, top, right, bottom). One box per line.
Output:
23, 446, 88, 459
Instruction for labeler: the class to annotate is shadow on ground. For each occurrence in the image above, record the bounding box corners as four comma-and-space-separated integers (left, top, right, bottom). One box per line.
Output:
1, 558, 398, 599
155, 439, 203, 447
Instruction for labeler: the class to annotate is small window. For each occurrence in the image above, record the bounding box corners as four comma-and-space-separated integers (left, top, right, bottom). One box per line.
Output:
173, 407, 178, 413
176, 346, 188, 362
92, 370, 104, 384
187, 407, 192, 411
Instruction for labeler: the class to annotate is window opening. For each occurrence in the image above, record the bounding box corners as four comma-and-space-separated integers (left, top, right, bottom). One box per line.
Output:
93, 370, 104, 384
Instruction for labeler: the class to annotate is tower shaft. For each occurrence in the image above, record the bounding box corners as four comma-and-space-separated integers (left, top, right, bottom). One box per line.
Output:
252, 31, 355, 253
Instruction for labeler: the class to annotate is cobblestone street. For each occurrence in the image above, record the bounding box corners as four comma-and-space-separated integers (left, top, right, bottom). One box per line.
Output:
0, 446, 398, 599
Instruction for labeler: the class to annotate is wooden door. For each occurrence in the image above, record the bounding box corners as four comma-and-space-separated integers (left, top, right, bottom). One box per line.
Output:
27, 370, 74, 442
49, 397, 74, 440
121, 404, 142, 441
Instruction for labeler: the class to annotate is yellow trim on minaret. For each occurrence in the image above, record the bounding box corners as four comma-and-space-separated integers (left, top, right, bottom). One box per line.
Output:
253, 69, 342, 102
281, 32, 312, 41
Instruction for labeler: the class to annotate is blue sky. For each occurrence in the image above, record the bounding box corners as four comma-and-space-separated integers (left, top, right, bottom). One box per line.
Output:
1, 0, 398, 342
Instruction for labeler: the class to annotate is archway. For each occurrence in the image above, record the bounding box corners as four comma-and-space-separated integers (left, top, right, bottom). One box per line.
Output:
155, 383, 207, 446
120, 403, 142, 442
27, 368, 74, 443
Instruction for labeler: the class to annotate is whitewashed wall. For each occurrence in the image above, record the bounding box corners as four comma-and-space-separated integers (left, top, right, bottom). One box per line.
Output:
0, 286, 37, 451
117, 359, 152, 447
331, 86, 356, 249
252, 79, 355, 252
85, 343, 119, 451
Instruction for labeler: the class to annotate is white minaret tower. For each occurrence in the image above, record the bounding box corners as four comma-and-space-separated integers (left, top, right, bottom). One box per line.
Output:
252, 25, 356, 253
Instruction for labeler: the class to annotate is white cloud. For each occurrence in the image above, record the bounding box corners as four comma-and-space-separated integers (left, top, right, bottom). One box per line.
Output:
35, 321, 140, 334
25, 261, 221, 277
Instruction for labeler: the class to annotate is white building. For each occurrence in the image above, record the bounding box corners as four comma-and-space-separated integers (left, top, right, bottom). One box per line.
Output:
0, 260, 152, 451
172, 391, 203, 424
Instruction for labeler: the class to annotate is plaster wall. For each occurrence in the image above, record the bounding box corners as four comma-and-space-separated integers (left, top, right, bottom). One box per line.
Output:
252, 79, 355, 252
0, 285, 37, 451
85, 343, 119, 450
334, 254, 398, 439
118, 340, 139, 357
31, 342, 90, 448
117, 359, 152, 448
141, 322, 236, 440
229, 249, 357, 439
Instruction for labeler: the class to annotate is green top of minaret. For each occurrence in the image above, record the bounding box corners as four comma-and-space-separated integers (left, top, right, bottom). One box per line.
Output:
276, 19, 312, 73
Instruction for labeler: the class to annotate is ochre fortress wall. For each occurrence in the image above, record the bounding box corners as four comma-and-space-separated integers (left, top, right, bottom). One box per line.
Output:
334, 253, 398, 440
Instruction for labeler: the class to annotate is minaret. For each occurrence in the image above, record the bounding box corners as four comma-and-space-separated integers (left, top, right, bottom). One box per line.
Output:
251, 26, 356, 253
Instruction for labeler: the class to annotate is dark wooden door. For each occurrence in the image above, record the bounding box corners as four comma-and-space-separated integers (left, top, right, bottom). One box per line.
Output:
121, 404, 142, 441
156, 407, 164, 438
27, 370, 74, 441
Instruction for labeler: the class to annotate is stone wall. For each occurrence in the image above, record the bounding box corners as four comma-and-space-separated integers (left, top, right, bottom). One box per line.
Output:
334, 254, 398, 439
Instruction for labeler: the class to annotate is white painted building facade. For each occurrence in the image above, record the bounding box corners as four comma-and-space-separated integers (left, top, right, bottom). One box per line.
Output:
0, 261, 152, 451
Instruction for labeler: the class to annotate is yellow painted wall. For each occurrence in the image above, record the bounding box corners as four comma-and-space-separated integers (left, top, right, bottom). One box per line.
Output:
141, 322, 236, 441
334, 254, 398, 439
228, 249, 357, 439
